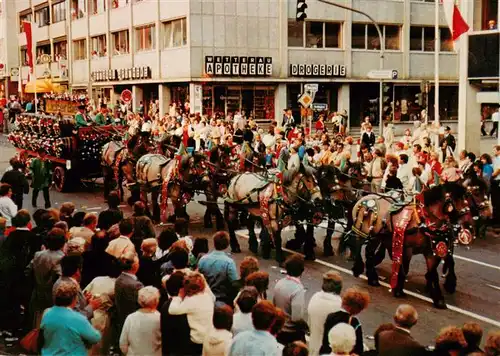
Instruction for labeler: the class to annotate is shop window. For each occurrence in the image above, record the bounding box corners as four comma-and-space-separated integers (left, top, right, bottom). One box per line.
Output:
410, 26, 435, 51
35, 7, 50, 27
53, 40, 67, 61
352, 23, 401, 50
19, 12, 32, 33
112, 30, 129, 55
89, 0, 106, 15
112, 0, 130, 8
306, 22, 323, 48
481, 0, 498, 30
36, 44, 51, 64
162, 18, 187, 48
440, 28, 454, 52
136, 24, 155, 51
71, 0, 86, 19
73, 39, 87, 60
91, 34, 107, 58
288, 20, 303, 47
52, 1, 66, 23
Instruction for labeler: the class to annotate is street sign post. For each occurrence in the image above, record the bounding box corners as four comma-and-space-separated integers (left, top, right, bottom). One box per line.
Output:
311, 103, 328, 111
367, 69, 398, 80
304, 83, 319, 92
121, 89, 133, 103
298, 93, 313, 108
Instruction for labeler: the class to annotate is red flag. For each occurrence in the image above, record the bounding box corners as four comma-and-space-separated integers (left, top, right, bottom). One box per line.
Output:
442, 0, 469, 41
22, 22, 34, 75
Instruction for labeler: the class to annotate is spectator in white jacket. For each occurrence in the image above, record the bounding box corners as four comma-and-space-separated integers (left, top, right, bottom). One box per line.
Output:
0, 183, 18, 227
119, 286, 162, 356
307, 271, 343, 356
202, 305, 233, 356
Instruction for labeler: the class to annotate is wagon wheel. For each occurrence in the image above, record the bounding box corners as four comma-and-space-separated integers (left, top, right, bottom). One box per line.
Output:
52, 166, 67, 192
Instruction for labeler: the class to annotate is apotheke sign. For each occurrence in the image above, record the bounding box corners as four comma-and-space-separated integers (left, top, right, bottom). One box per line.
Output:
91, 66, 151, 82
290, 64, 346, 77
205, 56, 273, 77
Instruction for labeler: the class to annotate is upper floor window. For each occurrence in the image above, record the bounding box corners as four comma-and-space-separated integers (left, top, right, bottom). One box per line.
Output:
71, 0, 86, 20
54, 40, 67, 61
135, 24, 155, 51
36, 43, 51, 63
439, 28, 454, 52
410, 26, 435, 51
73, 38, 87, 60
162, 18, 187, 48
352, 23, 401, 50
112, 30, 129, 55
91, 34, 107, 57
35, 7, 50, 27
52, 1, 67, 23
21, 47, 29, 66
89, 0, 106, 15
287, 20, 341, 48
19, 12, 32, 33
112, 0, 130, 8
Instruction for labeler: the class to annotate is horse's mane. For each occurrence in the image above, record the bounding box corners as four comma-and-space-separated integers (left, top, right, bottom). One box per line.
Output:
423, 182, 466, 206
442, 181, 467, 200
468, 173, 488, 193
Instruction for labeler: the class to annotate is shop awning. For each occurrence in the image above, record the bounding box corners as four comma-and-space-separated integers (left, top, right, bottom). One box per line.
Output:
24, 79, 65, 94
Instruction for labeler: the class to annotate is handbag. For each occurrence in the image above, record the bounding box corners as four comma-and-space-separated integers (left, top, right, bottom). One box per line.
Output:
20, 328, 40, 354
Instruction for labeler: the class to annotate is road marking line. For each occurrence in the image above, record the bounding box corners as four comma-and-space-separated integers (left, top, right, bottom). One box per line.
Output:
85, 206, 102, 211
454, 254, 500, 271
235, 231, 500, 328
487, 284, 500, 291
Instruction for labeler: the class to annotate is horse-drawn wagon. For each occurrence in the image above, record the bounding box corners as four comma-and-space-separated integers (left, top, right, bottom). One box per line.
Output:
8, 113, 124, 192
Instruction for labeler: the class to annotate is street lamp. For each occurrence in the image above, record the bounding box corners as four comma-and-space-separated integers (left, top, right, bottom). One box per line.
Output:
317, 0, 385, 135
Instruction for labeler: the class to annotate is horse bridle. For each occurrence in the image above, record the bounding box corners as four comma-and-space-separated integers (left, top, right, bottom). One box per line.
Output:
465, 185, 489, 216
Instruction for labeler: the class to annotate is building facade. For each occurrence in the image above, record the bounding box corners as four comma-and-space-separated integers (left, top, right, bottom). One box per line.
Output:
12, 0, 497, 129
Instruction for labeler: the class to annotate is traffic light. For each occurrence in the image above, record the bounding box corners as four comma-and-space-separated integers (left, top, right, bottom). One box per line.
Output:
382, 83, 393, 119
296, 0, 308, 21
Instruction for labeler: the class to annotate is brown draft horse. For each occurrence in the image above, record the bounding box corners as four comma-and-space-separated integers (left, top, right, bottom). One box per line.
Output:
350, 182, 473, 309
101, 140, 136, 201
224, 171, 323, 262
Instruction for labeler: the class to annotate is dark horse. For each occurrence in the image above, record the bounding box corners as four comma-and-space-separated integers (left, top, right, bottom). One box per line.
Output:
350, 182, 473, 309
101, 140, 136, 201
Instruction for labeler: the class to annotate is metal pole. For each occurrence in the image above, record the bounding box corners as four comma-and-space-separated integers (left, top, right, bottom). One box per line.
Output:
434, 0, 440, 136
317, 0, 385, 134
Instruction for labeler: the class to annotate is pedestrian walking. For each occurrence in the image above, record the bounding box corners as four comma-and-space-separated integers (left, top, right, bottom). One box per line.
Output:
1, 159, 29, 210
30, 148, 52, 209
491, 107, 500, 138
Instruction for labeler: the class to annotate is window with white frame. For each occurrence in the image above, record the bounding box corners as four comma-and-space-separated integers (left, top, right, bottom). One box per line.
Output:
53, 40, 67, 61
35, 7, 50, 27
89, 0, 106, 15
351, 23, 401, 50
52, 1, 66, 23
73, 39, 87, 60
111, 0, 130, 8
287, 20, 341, 48
410, 26, 435, 51
439, 28, 454, 51
71, 0, 86, 19
162, 18, 187, 48
91, 34, 107, 57
19, 12, 32, 33
112, 30, 129, 55
136, 24, 155, 51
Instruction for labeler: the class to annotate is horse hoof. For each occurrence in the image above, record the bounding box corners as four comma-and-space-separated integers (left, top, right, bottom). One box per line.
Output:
285, 240, 301, 251
368, 279, 380, 287
249, 244, 258, 254
323, 248, 334, 257
305, 253, 316, 261
444, 281, 457, 294
434, 300, 447, 309
393, 290, 407, 298
231, 246, 241, 253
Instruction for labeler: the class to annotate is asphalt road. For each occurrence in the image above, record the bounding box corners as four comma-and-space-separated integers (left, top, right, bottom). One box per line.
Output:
0, 135, 499, 353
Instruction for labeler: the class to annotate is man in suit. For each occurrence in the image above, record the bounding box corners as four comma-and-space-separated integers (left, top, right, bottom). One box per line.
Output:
361, 124, 376, 151
377, 304, 427, 356
114, 251, 144, 338
440, 126, 456, 152
1, 159, 29, 209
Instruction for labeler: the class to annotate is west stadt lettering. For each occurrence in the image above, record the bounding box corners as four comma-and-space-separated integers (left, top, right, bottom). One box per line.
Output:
91, 66, 151, 82
205, 56, 273, 77
290, 64, 347, 77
